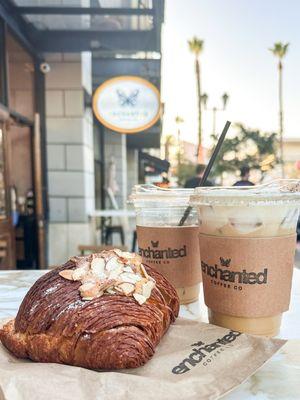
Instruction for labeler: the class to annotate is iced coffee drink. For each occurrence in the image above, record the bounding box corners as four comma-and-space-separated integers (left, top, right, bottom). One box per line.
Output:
130, 185, 202, 304
190, 180, 300, 336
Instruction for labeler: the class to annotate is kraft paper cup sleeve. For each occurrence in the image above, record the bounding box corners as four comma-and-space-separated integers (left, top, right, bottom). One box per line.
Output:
199, 234, 296, 318
136, 226, 202, 288
0, 317, 286, 400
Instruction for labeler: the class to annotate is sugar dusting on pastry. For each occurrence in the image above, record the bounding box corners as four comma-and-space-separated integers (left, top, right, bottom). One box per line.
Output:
59, 249, 155, 305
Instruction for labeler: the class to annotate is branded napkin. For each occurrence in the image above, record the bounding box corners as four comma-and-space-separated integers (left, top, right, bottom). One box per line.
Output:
0, 317, 285, 400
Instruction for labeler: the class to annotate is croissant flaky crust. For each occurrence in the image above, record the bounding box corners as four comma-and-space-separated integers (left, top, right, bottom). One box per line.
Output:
0, 252, 179, 370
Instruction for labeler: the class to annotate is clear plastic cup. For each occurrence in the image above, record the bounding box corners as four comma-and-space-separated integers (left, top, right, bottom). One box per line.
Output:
190, 179, 300, 336
130, 185, 202, 304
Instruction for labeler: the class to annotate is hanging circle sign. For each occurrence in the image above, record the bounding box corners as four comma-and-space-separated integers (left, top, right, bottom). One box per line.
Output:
92, 76, 161, 134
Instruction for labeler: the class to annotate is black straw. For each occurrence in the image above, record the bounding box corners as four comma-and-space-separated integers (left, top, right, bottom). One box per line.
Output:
178, 120, 231, 226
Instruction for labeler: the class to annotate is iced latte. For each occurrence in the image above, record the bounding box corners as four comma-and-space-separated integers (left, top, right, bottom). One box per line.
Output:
130, 185, 202, 304
190, 179, 300, 336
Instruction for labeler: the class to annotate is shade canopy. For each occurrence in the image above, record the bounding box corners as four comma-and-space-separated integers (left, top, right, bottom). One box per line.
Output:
1, 0, 164, 53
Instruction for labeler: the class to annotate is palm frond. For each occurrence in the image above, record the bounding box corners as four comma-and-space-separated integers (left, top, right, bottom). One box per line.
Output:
188, 36, 204, 56
269, 42, 289, 58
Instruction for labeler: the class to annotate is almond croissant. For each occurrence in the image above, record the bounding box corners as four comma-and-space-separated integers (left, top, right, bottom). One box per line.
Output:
0, 250, 179, 369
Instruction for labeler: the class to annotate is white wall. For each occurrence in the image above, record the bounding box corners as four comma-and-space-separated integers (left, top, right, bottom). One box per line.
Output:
45, 52, 95, 265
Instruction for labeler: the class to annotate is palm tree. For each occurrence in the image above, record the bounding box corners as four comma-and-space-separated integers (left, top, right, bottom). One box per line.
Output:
269, 42, 289, 177
188, 37, 204, 162
175, 115, 184, 167
163, 134, 175, 161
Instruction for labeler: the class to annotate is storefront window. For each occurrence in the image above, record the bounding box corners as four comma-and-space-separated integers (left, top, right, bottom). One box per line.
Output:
6, 32, 35, 120
0, 19, 6, 105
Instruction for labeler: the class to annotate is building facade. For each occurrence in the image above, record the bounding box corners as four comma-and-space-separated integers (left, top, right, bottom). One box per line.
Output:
0, 0, 164, 268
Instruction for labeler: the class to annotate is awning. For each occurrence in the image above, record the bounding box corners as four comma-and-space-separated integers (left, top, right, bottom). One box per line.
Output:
1, 0, 164, 53
139, 151, 170, 175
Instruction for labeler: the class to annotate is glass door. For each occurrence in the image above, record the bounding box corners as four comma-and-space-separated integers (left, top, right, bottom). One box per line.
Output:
6, 119, 39, 268
0, 122, 15, 269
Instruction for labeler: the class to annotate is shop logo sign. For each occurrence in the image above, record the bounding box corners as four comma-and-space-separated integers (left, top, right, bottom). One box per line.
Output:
93, 76, 161, 134
116, 89, 139, 107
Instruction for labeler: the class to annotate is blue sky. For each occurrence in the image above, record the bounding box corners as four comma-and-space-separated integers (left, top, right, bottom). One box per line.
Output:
161, 0, 300, 146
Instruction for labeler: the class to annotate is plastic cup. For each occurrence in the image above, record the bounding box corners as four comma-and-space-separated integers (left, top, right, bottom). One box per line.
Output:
130, 185, 202, 304
190, 179, 300, 336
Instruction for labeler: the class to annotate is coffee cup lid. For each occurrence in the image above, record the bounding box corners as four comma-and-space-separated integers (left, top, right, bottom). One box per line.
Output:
190, 179, 300, 206
129, 184, 194, 206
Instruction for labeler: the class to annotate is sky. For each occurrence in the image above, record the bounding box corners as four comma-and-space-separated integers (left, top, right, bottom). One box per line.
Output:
161, 0, 300, 147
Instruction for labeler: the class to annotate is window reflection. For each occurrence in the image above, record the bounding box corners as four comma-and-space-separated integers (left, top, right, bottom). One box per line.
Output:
6, 32, 35, 120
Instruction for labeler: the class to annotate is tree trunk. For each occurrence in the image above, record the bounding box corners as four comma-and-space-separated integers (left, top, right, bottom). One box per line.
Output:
177, 128, 181, 167
195, 58, 203, 162
164, 143, 169, 161
278, 60, 284, 177
212, 107, 217, 136
164, 140, 170, 161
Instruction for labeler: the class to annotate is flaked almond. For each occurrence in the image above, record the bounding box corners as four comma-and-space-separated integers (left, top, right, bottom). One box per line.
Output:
98, 279, 117, 291
123, 266, 134, 273
108, 265, 123, 280
91, 257, 106, 277
106, 257, 123, 272
82, 290, 103, 301
114, 249, 134, 259
142, 280, 155, 299
131, 254, 143, 265
133, 263, 141, 274
118, 282, 135, 295
121, 251, 134, 258
140, 263, 149, 279
79, 282, 100, 299
76, 259, 90, 269
133, 293, 147, 305
106, 288, 117, 295
120, 272, 141, 284
80, 272, 99, 283
134, 278, 148, 294
64, 250, 154, 304
117, 256, 130, 265
98, 250, 111, 260
114, 286, 124, 293
69, 256, 80, 263
73, 265, 89, 281
59, 270, 74, 281
113, 248, 124, 257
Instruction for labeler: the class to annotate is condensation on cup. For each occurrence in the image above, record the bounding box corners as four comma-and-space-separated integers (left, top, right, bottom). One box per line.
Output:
130, 185, 202, 304
190, 179, 300, 336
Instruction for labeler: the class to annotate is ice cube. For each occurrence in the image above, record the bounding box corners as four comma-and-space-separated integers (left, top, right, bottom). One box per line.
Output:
199, 206, 228, 233
228, 217, 263, 234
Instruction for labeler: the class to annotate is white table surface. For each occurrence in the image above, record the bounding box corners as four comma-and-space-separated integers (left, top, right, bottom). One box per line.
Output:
0, 268, 299, 399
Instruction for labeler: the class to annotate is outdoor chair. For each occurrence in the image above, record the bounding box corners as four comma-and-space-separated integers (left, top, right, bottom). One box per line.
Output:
102, 188, 125, 246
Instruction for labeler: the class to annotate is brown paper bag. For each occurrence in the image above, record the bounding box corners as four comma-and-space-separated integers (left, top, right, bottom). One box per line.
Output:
0, 318, 285, 400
